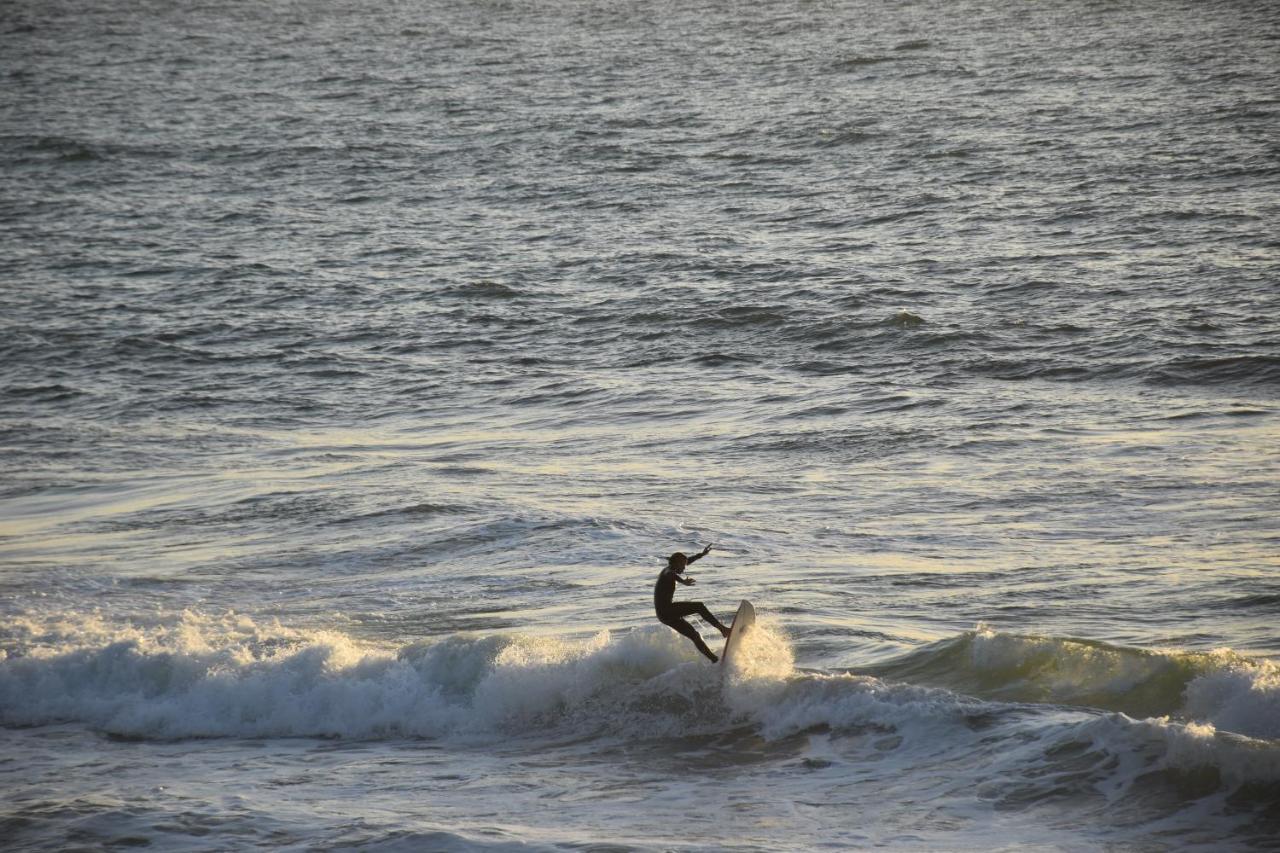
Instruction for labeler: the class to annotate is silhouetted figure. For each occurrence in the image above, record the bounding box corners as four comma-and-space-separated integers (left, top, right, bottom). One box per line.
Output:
654, 544, 729, 662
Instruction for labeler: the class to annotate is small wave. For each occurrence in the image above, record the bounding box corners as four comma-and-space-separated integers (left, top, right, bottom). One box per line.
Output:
969, 357, 1105, 382
813, 128, 880, 147
689, 351, 758, 367
1, 134, 100, 162
1209, 592, 1280, 610
831, 56, 894, 71
713, 304, 791, 327
1148, 354, 1280, 388
337, 502, 474, 525
441, 281, 523, 300
1, 134, 174, 163
2, 383, 88, 402
881, 310, 926, 329
862, 627, 1280, 739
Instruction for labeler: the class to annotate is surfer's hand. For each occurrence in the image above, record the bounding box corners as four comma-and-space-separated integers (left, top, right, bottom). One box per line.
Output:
685, 577, 697, 585
700, 544, 713, 556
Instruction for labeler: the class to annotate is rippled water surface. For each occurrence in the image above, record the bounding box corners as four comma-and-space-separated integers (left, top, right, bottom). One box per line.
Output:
2, 0, 1278, 849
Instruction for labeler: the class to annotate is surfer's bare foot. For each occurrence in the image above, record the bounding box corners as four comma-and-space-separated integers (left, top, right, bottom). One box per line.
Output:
719, 626, 730, 638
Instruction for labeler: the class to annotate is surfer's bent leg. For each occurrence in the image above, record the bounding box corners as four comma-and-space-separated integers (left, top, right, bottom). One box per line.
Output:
691, 603, 730, 637
660, 614, 718, 663
669, 601, 730, 638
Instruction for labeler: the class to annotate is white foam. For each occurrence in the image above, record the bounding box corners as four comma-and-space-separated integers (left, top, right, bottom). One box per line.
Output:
1071, 713, 1280, 787
1182, 652, 1280, 740
0, 611, 712, 739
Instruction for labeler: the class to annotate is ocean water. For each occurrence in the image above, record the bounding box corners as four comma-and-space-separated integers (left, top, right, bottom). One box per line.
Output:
2, 0, 1278, 849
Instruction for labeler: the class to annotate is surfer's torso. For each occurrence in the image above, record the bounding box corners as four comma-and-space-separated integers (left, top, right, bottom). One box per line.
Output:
653, 568, 679, 617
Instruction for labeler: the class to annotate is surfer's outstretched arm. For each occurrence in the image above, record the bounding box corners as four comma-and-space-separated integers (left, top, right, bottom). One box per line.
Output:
684, 544, 713, 566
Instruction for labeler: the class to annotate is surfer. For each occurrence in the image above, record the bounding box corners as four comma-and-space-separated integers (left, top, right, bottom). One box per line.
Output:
654, 544, 730, 662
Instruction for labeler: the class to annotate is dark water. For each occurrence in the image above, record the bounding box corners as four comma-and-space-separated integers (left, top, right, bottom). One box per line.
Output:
2, 0, 1279, 849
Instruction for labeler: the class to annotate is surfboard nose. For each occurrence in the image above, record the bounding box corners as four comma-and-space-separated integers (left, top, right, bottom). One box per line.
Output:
721, 600, 756, 667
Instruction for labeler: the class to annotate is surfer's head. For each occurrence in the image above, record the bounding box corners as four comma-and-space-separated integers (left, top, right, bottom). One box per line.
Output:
667, 552, 688, 572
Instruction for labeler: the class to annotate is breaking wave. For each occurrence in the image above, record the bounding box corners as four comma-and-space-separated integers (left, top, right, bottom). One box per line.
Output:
1, 612, 1277, 794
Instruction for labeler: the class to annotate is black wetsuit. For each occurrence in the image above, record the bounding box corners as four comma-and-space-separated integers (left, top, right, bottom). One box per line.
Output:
654, 564, 728, 662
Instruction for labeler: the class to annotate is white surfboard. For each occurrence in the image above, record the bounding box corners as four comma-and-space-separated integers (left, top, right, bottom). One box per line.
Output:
721, 599, 755, 667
